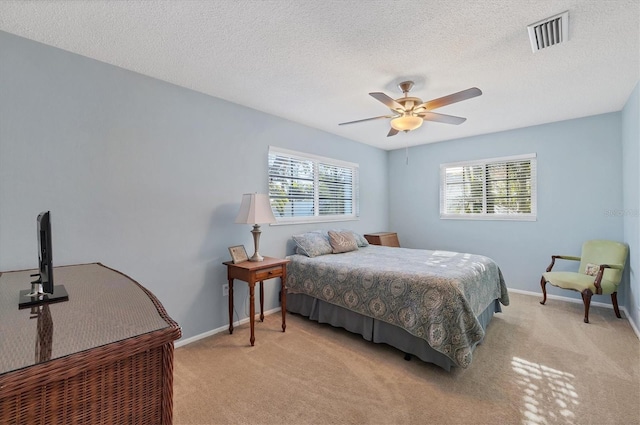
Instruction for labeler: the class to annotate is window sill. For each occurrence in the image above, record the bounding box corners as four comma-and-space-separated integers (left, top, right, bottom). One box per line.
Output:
270, 217, 359, 226
440, 214, 537, 222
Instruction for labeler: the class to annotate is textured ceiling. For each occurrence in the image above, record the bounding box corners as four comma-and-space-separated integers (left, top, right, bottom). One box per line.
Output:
0, 0, 638, 150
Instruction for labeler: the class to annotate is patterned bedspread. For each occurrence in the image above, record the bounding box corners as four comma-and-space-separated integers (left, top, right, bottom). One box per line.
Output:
286, 245, 509, 368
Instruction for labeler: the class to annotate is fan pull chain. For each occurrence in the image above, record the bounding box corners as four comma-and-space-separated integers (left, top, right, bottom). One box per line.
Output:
405, 140, 409, 165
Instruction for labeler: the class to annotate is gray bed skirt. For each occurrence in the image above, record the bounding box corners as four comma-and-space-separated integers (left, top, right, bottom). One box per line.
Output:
286, 292, 502, 371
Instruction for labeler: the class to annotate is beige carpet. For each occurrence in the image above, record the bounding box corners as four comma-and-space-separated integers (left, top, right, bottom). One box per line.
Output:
173, 292, 640, 425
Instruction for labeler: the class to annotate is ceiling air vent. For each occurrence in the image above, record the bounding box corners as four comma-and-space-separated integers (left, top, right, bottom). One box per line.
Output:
527, 11, 569, 53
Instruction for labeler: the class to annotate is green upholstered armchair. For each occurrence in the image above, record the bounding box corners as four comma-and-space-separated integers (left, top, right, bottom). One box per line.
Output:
540, 240, 628, 323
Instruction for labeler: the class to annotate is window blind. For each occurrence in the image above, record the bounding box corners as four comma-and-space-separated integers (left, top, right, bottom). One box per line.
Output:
440, 153, 537, 221
268, 147, 359, 223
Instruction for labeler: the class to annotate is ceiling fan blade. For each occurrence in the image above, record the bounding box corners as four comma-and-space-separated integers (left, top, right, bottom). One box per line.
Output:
387, 127, 399, 137
369, 92, 404, 111
339, 114, 396, 126
417, 87, 482, 111
418, 112, 467, 125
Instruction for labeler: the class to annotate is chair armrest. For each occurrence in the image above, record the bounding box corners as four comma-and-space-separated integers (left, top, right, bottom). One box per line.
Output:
555, 255, 581, 261
593, 263, 624, 294
594, 265, 606, 294
601, 263, 624, 270
546, 255, 581, 272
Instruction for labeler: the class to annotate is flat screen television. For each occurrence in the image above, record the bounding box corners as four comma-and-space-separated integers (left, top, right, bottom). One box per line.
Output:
18, 211, 69, 308
37, 211, 54, 294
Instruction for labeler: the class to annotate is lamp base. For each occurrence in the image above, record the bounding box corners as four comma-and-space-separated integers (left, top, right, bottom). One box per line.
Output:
249, 253, 264, 262
249, 224, 264, 262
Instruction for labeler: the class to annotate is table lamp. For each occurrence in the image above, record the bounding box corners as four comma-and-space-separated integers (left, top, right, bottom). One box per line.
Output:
235, 193, 276, 262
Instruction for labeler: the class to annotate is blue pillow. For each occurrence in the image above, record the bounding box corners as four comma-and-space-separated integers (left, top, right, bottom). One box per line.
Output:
292, 232, 333, 257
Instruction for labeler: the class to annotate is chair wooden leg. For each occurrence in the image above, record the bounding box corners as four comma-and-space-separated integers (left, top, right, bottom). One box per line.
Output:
540, 276, 547, 305
611, 292, 622, 318
582, 289, 593, 323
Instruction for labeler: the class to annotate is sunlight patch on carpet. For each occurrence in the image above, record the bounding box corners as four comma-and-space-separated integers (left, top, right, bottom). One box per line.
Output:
512, 356, 579, 425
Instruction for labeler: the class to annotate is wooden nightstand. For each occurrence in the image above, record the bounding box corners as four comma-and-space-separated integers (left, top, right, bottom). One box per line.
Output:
223, 257, 290, 346
364, 232, 400, 247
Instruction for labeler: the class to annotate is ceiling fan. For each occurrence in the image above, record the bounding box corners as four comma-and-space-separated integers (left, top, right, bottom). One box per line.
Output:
339, 81, 482, 137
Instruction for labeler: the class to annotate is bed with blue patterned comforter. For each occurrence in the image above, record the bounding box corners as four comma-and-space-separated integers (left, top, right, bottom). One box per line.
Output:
286, 245, 509, 368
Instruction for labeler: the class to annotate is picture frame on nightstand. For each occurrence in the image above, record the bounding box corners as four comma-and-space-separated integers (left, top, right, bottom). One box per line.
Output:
228, 245, 249, 264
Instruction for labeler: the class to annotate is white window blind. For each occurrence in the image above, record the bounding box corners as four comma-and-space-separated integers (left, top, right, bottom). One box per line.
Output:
268, 146, 359, 224
440, 153, 537, 221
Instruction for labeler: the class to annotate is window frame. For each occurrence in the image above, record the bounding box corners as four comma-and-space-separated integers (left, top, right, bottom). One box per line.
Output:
439, 153, 537, 221
268, 146, 359, 225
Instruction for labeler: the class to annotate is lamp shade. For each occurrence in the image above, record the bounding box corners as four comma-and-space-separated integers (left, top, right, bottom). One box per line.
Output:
235, 193, 276, 224
390, 115, 423, 132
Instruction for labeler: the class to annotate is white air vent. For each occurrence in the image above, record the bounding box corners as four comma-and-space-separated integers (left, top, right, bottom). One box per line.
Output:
527, 11, 569, 53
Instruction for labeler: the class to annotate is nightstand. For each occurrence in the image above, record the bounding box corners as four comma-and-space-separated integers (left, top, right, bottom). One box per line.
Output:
223, 257, 290, 346
364, 232, 400, 247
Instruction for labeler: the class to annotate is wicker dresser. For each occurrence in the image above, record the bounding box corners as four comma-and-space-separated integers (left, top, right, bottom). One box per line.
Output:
0, 263, 181, 425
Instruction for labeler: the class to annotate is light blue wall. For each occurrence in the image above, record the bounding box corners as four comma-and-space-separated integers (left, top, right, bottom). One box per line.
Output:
388, 113, 624, 304
1, 29, 635, 340
622, 81, 639, 331
0, 31, 389, 341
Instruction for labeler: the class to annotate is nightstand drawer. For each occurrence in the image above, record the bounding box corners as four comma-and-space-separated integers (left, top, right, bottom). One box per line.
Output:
254, 266, 284, 281
364, 232, 400, 247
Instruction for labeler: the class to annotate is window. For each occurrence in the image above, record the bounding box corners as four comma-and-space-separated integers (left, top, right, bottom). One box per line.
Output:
268, 146, 359, 224
440, 153, 537, 221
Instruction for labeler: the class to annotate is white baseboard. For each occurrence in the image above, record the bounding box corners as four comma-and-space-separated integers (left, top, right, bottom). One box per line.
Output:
176, 291, 640, 348
175, 307, 281, 348
507, 288, 615, 309
508, 288, 640, 340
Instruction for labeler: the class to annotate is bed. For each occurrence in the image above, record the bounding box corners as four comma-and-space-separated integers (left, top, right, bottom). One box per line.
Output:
285, 233, 509, 371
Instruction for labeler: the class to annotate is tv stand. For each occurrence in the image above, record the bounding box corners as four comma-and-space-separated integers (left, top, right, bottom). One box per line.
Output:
1, 263, 181, 425
18, 284, 69, 309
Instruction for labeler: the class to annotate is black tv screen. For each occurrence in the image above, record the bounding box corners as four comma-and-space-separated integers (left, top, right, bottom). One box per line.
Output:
37, 211, 54, 294
18, 211, 68, 308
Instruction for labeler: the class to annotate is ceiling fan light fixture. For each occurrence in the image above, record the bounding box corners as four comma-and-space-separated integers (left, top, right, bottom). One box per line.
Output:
390, 115, 423, 132
339, 83, 481, 137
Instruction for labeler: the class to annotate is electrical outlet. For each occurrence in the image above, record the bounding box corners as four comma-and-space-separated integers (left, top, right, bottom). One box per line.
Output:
222, 283, 229, 297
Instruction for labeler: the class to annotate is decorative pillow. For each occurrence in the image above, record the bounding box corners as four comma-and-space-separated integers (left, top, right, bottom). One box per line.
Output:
585, 263, 601, 276
331, 229, 369, 247
328, 231, 359, 254
352, 232, 369, 247
292, 232, 333, 257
